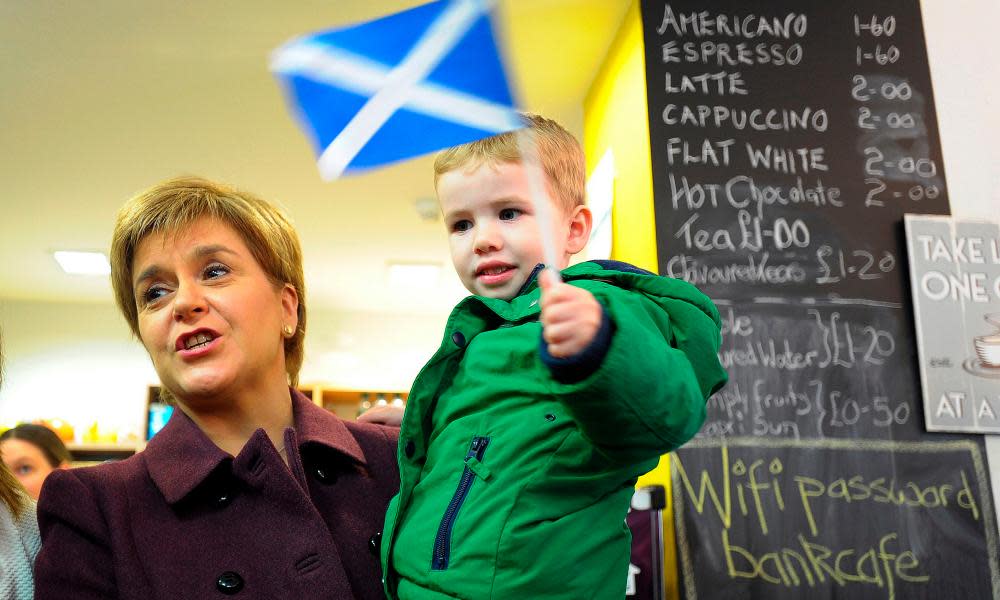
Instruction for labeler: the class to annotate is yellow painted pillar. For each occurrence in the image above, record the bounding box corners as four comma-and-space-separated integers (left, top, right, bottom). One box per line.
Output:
583, 2, 682, 597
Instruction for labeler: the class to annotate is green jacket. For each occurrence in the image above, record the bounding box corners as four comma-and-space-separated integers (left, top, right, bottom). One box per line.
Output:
381, 261, 727, 599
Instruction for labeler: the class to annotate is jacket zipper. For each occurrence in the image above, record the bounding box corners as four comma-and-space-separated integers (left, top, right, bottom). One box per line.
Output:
431, 436, 490, 571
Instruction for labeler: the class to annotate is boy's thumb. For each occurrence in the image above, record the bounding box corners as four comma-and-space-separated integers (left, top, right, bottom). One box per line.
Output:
538, 268, 556, 292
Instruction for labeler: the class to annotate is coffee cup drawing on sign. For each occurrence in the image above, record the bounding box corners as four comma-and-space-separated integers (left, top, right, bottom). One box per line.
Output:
975, 334, 1000, 368
964, 314, 1000, 378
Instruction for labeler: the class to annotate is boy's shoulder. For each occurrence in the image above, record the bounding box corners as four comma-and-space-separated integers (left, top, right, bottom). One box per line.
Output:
562, 260, 719, 320
569, 259, 657, 277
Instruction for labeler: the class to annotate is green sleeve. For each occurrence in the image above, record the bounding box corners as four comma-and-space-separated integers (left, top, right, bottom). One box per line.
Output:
548, 282, 726, 465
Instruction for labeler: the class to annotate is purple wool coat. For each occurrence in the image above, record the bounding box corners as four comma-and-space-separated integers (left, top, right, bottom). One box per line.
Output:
34, 390, 400, 599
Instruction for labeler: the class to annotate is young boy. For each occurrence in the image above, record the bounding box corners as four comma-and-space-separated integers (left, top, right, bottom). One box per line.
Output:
379, 114, 727, 599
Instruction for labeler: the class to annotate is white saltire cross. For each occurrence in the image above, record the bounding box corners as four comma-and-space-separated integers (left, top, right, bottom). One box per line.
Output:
271, 0, 512, 181
270, 0, 561, 276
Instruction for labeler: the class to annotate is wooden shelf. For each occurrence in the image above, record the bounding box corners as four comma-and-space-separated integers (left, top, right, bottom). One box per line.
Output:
299, 385, 408, 420
67, 443, 141, 452
144, 385, 405, 428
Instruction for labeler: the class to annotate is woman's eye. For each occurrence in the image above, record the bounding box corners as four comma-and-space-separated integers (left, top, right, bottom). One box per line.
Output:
15, 465, 33, 476
142, 285, 169, 304
452, 220, 472, 233
204, 264, 230, 279
499, 208, 521, 221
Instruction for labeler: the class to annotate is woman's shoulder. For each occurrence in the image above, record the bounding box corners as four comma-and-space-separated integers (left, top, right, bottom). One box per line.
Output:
336, 420, 400, 488
59, 451, 148, 485
342, 418, 399, 444
39, 452, 149, 511
295, 392, 399, 456
340, 419, 399, 466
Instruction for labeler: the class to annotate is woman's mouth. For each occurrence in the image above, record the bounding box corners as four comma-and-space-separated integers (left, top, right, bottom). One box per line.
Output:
176, 329, 221, 357
184, 332, 215, 350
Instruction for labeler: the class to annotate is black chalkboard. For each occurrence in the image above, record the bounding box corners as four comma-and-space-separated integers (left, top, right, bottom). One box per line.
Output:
672, 439, 995, 599
638, 0, 1000, 598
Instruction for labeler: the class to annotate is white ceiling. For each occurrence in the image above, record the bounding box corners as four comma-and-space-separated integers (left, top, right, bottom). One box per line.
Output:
0, 0, 629, 315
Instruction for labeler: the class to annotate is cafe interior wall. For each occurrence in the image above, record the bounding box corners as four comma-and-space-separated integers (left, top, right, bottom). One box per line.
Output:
0, 0, 996, 515
0, 297, 445, 443
922, 0, 1000, 537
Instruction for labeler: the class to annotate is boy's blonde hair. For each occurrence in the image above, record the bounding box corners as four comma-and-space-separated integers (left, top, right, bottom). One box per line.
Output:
110, 176, 307, 389
433, 113, 586, 213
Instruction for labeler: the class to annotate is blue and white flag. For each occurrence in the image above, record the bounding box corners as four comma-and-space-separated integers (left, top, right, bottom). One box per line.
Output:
271, 0, 522, 180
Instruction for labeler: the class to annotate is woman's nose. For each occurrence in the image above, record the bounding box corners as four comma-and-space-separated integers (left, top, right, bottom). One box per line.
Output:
173, 282, 207, 321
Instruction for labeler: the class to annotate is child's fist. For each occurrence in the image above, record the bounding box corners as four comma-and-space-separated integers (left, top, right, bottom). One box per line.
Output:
538, 269, 602, 358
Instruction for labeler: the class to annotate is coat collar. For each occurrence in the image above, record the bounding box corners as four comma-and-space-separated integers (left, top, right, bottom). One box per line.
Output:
144, 388, 366, 504
512, 261, 639, 298
514, 263, 547, 297
474, 261, 605, 322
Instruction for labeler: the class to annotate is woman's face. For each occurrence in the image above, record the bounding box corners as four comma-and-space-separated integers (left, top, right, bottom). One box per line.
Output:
1, 438, 60, 499
131, 216, 298, 405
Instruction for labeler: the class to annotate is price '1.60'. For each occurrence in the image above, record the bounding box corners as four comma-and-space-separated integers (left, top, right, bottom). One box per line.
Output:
854, 14, 897, 37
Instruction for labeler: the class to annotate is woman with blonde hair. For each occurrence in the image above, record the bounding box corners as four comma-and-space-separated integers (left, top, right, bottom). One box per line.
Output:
34, 177, 400, 599
0, 332, 41, 600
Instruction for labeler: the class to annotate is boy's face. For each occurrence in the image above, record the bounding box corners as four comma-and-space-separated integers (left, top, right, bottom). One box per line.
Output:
438, 160, 591, 300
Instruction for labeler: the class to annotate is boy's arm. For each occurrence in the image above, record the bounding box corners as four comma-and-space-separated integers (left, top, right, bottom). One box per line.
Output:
540, 279, 727, 465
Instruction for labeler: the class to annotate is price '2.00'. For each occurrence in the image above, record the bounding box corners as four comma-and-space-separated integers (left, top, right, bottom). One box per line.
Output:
852, 76, 911, 102
864, 147, 937, 178
864, 178, 940, 207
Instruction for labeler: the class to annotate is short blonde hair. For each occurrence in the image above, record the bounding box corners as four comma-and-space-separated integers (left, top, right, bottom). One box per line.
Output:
433, 113, 585, 212
110, 176, 307, 388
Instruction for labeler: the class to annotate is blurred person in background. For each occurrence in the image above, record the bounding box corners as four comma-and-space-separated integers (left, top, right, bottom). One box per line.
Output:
0, 332, 42, 600
33, 177, 400, 599
0, 425, 72, 500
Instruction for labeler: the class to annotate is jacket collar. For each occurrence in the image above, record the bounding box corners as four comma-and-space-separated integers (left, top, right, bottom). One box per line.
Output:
514, 263, 547, 297
513, 261, 632, 298
145, 388, 366, 504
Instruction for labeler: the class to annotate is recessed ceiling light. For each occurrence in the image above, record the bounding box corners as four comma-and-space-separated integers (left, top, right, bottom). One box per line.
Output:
387, 262, 441, 289
53, 251, 111, 275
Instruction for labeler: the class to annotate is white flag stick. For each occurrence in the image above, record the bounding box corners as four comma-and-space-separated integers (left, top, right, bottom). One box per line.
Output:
516, 128, 562, 284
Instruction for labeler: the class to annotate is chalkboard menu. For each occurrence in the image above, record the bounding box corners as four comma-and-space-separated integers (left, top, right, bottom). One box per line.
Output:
637, 1, 1000, 597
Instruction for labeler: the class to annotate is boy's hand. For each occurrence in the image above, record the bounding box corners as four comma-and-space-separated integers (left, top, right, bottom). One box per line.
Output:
538, 269, 603, 358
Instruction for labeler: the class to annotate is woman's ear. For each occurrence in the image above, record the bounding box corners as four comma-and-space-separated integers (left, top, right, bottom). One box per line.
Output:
281, 283, 299, 331
565, 205, 593, 255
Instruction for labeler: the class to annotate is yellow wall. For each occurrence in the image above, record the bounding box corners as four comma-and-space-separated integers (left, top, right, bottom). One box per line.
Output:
583, 1, 680, 597
583, 0, 657, 273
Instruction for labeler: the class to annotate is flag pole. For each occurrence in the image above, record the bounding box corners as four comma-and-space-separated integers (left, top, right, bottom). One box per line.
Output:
516, 128, 562, 284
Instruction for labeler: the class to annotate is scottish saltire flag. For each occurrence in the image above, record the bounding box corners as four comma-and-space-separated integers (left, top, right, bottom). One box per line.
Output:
270, 0, 522, 180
